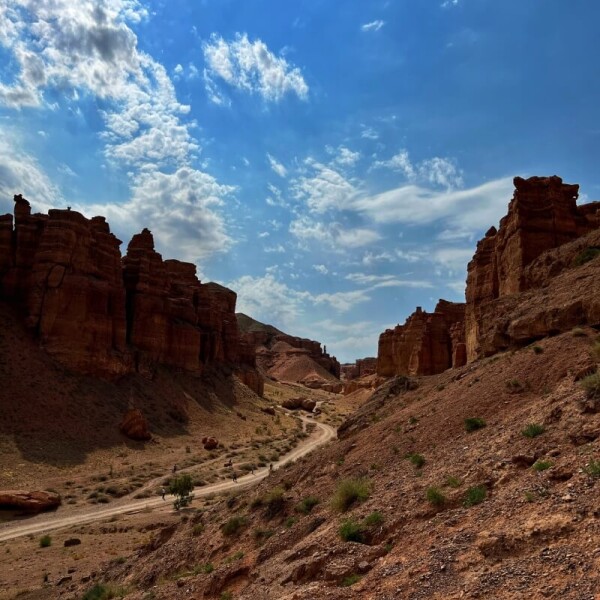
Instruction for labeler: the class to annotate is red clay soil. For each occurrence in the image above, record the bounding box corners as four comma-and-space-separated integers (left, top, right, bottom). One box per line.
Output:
68, 328, 600, 600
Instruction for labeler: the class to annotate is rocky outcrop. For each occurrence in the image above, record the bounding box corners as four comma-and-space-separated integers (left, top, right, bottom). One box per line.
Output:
0, 196, 262, 394
202, 437, 219, 450
341, 358, 377, 381
0, 490, 61, 513
119, 409, 151, 441
281, 397, 316, 412
377, 301, 465, 377
465, 176, 600, 361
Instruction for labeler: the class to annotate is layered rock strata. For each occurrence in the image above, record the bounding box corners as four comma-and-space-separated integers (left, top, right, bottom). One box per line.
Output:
0, 196, 262, 395
377, 301, 465, 377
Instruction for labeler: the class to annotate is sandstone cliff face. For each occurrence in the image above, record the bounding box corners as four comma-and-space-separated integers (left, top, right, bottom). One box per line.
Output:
465, 176, 600, 361
377, 301, 465, 377
0, 196, 262, 394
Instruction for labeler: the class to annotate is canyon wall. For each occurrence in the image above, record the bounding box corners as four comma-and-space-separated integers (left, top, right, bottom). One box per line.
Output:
0, 195, 262, 395
376, 175, 600, 377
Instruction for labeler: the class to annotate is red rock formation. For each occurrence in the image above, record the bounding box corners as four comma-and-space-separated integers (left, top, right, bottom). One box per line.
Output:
119, 409, 151, 441
0, 490, 61, 513
0, 196, 263, 394
377, 301, 465, 377
202, 437, 218, 450
465, 176, 600, 361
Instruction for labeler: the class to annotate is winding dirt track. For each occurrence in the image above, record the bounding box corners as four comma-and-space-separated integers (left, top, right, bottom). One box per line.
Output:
0, 417, 336, 543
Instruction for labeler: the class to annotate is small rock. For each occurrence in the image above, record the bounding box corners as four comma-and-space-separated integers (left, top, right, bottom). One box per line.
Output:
64, 538, 81, 547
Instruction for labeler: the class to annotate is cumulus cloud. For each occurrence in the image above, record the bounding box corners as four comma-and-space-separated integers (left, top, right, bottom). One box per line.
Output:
0, 131, 62, 214
333, 146, 360, 167
313, 264, 328, 274
202, 33, 309, 103
290, 216, 380, 249
267, 153, 287, 177
361, 20, 385, 32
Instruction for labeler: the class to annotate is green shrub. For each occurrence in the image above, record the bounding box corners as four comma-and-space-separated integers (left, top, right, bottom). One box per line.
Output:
532, 460, 553, 472
339, 518, 365, 543
253, 528, 274, 544
221, 515, 247, 536
464, 418, 487, 433
364, 511, 384, 526
445, 476, 462, 488
82, 584, 128, 600
331, 478, 371, 512
580, 371, 600, 400
506, 379, 525, 393
192, 523, 204, 536
572, 327, 587, 337
295, 496, 319, 515
220, 592, 233, 600
463, 485, 486, 507
591, 341, 600, 362
573, 247, 600, 267
341, 573, 361, 586
284, 517, 297, 528
170, 474, 194, 510
426, 487, 446, 507
532, 345, 544, 354
406, 453, 425, 469
262, 486, 285, 518
584, 459, 600, 478
39, 535, 52, 548
200, 563, 214, 574
522, 423, 545, 438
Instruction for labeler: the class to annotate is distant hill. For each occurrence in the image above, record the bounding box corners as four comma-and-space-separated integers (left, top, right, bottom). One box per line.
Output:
236, 313, 284, 336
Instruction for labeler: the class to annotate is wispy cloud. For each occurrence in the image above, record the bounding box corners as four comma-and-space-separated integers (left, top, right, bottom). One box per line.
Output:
361, 20, 385, 32
202, 33, 309, 103
267, 153, 287, 177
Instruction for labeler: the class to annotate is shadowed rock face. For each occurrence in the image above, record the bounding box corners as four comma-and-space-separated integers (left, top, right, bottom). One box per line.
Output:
377, 301, 465, 377
0, 196, 262, 395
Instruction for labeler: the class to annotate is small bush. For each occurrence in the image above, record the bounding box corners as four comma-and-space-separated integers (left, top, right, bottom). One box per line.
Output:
341, 573, 361, 586
170, 474, 194, 510
200, 563, 214, 574
339, 518, 365, 543
82, 584, 128, 600
426, 487, 446, 507
463, 485, 486, 507
584, 459, 600, 478
591, 341, 600, 362
445, 476, 462, 488
464, 418, 486, 433
532, 460, 553, 472
580, 371, 600, 400
364, 511, 384, 526
284, 517, 297, 528
192, 523, 204, 536
506, 379, 525, 393
572, 327, 587, 337
220, 592, 233, 600
253, 528, 274, 544
39, 535, 52, 548
573, 247, 600, 267
331, 478, 371, 512
406, 453, 425, 469
522, 423, 545, 438
222, 515, 247, 536
532, 345, 543, 354
262, 486, 285, 518
295, 496, 319, 515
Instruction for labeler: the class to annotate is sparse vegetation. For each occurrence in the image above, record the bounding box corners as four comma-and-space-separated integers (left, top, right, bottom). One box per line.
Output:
295, 496, 319, 514
192, 523, 204, 536
532, 345, 544, 354
222, 515, 247, 536
199, 563, 214, 574
532, 460, 553, 472
463, 485, 487, 507
506, 379, 526, 393
445, 476, 462, 488
261, 486, 286, 518
364, 511, 384, 526
253, 528, 274, 544
331, 478, 371, 512
580, 371, 600, 400
220, 592, 233, 600
584, 459, 600, 478
39, 535, 52, 548
406, 452, 425, 469
426, 487, 446, 506
464, 417, 487, 432
341, 574, 362, 586
573, 247, 600, 267
572, 327, 587, 337
522, 423, 545, 438
82, 584, 129, 600
339, 518, 365, 543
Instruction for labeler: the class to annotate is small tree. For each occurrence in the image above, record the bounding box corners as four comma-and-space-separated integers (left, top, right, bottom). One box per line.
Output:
170, 474, 194, 510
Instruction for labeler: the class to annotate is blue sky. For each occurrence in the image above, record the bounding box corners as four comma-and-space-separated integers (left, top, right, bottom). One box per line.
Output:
1, 0, 600, 362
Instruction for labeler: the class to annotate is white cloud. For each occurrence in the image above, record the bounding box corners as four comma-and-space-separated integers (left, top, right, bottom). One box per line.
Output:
345, 272, 432, 288
202, 33, 309, 103
267, 153, 287, 177
361, 20, 385, 32
373, 149, 415, 179
313, 264, 328, 274
264, 243, 285, 253
0, 130, 62, 214
265, 183, 288, 208
290, 216, 380, 249
361, 126, 379, 140
313, 289, 371, 312
442, 0, 459, 7
292, 159, 361, 213
258, 231, 269, 238
334, 146, 360, 167
351, 177, 514, 234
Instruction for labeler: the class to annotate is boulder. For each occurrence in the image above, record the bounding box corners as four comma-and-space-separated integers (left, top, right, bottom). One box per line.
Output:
119, 409, 151, 441
202, 437, 219, 450
0, 490, 61, 513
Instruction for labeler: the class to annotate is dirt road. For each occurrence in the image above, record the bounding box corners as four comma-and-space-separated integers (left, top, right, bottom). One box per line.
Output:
0, 416, 336, 543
